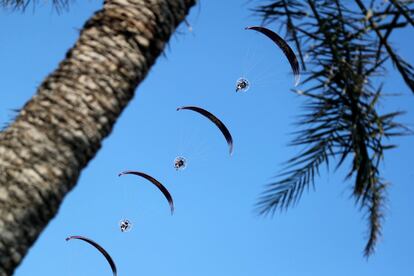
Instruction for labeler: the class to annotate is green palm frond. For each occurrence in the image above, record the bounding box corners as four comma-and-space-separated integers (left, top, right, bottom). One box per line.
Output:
254, 0, 413, 257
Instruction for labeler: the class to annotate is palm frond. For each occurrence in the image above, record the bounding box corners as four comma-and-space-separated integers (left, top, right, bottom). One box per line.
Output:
0, 0, 72, 11
254, 0, 412, 257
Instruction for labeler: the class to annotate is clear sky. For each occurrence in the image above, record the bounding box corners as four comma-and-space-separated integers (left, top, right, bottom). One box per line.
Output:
1, 1, 413, 275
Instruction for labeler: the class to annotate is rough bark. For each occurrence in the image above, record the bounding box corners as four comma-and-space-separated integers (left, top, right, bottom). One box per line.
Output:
0, 0, 195, 274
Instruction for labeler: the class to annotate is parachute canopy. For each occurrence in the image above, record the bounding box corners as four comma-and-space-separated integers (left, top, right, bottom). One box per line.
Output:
66, 235, 117, 276
177, 106, 234, 155
118, 170, 174, 215
245, 26, 300, 86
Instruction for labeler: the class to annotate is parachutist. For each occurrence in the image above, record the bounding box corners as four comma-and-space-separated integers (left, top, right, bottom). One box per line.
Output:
119, 219, 133, 232
174, 156, 187, 171
236, 78, 250, 92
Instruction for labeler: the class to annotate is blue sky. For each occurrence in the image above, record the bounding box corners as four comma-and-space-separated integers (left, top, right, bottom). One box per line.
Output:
1, 1, 413, 275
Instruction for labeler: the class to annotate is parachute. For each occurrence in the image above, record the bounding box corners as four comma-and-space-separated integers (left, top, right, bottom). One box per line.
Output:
245, 26, 300, 86
118, 170, 174, 215
177, 106, 233, 155
65, 235, 117, 276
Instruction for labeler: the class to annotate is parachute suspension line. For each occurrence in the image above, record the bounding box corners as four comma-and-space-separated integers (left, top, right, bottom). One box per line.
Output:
177, 106, 234, 156
240, 41, 253, 78
119, 177, 133, 232
242, 45, 266, 78
175, 112, 214, 168
118, 171, 175, 215
237, 35, 283, 92
237, 40, 260, 93
245, 26, 301, 86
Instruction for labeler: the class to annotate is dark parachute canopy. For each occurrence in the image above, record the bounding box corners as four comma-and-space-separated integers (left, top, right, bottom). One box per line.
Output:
118, 170, 174, 215
245, 26, 300, 86
65, 235, 117, 276
177, 106, 234, 155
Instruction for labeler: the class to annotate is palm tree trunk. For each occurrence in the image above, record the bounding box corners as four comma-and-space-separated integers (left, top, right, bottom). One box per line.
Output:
0, 0, 195, 274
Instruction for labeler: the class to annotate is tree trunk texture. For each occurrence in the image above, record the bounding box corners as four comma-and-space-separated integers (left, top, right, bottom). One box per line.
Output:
0, 0, 195, 274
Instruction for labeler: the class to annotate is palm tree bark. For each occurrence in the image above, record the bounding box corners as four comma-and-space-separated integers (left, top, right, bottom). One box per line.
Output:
0, 0, 195, 275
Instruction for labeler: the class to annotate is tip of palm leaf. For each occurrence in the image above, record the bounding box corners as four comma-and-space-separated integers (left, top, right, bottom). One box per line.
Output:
294, 74, 301, 87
